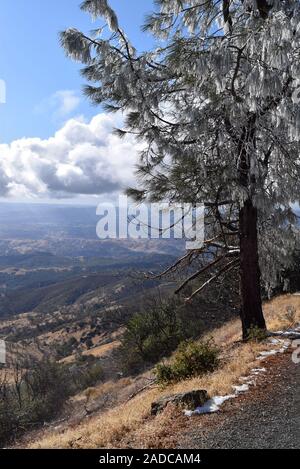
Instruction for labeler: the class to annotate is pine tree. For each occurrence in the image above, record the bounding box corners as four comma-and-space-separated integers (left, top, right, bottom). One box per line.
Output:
61, 0, 300, 339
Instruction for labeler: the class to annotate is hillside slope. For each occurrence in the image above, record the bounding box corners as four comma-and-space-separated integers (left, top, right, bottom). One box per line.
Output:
24, 294, 299, 450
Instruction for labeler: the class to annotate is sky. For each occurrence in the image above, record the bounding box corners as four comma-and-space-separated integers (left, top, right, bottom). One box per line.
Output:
0, 0, 154, 205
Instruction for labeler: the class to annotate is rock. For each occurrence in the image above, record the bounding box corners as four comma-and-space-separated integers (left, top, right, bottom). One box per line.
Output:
151, 390, 209, 415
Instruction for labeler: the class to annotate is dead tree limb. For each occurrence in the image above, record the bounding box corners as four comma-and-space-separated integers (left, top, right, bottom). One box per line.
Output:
175, 254, 227, 295
186, 259, 240, 302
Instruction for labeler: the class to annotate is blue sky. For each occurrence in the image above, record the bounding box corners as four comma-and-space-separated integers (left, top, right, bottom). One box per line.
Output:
0, 0, 155, 204
0, 0, 153, 144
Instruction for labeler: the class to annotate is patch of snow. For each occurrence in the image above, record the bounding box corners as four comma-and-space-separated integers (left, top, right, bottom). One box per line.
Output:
270, 327, 300, 339
233, 383, 250, 393
257, 349, 278, 360
269, 338, 282, 345
251, 367, 266, 375
278, 341, 290, 353
268, 338, 291, 353
184, 395, 236, 416
282, 331, 299, 337
247, 379, 256, 386
184, 326, 299, 418
239, 376, 257, 386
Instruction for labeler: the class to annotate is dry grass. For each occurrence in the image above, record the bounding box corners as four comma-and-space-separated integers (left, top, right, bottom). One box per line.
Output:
32, 387, 162, 449
70, 378, 132, 404
84, 341, 121, 358
263, 293, 300, 331
61, 340, 121, 365
29, 294, 300, 449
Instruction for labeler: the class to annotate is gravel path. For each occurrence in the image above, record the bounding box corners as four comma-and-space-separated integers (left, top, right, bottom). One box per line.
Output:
179, 353, 300, 449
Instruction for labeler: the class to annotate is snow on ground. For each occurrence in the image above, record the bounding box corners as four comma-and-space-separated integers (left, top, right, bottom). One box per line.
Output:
257, 349, 279, 359
184, 395, 236, 416
184, 325, 299, 417
271, 330, 300, 338
233, 384, 250, 393
251, 367, 266, 374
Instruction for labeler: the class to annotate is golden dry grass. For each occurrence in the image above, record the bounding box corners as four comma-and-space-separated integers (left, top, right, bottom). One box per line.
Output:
70, 378, 132, 404
29, 294, 300, 449
61, 340, 121, 364
84, 341, 121, 358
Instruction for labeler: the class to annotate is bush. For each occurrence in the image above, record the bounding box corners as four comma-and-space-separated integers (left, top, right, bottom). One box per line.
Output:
247, 325, 268, 342
24, 359, 71, 422
0, 358, 71, 445
0, 356, 104, 446
155, 339, 219, 385
55, 337, 78, 359
120, 298, 204, 373
70, 360, 104, 390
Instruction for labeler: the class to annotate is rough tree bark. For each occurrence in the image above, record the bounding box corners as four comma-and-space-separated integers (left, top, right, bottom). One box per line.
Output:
239, 199, 266, 339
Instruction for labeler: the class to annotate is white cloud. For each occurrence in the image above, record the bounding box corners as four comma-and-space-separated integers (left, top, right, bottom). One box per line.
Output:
53, 90, 81, 117
0, 113, 140, 200
35, 90, 81, 119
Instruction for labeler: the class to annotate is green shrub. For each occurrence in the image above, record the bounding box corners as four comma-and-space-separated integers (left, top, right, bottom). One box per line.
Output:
155, 339, 219, 385
55, 337, 78, 359
247, 325, 268, 342
154, 363, 175, 384
120, 298, 204, 373
71, 361, 104, 390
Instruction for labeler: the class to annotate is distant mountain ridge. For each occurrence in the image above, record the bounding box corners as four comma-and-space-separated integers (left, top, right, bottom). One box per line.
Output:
0, 202, 183, 318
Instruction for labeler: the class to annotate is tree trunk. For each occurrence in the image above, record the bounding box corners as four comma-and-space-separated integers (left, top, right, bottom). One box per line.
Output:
239, 199, 266, 340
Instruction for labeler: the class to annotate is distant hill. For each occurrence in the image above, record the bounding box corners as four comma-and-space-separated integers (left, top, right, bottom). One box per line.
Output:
0, 202, 184, 317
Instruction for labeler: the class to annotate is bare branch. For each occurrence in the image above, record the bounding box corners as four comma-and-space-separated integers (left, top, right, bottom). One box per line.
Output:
186, 259, 240, 302
175, 254, 227, 295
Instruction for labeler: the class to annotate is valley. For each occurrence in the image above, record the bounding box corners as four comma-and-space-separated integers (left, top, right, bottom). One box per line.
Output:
0, 203, 298, 449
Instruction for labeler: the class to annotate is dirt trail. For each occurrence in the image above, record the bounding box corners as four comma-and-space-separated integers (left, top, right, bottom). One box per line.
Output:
178, 353, 300, 449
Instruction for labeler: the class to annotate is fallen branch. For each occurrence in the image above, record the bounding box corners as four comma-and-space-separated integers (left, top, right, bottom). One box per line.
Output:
126, 379, 156, 402
268, 330, 300, 340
